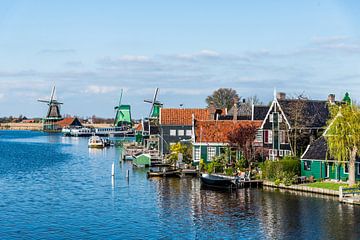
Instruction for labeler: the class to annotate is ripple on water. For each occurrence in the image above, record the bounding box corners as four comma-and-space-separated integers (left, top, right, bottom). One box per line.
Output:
0, 131, 360, 239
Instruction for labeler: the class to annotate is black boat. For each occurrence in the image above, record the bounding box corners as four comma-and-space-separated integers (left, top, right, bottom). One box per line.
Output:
200, 174, 235, 188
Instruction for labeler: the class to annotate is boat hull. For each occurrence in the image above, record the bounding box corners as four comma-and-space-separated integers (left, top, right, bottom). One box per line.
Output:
200, 174, 234, 188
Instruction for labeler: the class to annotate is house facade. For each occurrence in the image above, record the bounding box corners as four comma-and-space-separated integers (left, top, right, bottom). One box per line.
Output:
301, 136, 360, 181
159, 108, 222, 155
192, 120, 262, 163
260, 92, 332, 160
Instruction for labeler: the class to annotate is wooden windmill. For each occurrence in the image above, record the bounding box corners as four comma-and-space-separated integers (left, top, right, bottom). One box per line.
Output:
38, 86, 63, 131
144, 88, 162, 119
114, 89, 132, 127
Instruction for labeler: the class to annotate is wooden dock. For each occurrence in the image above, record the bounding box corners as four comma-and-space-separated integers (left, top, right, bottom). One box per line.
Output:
339, 187, 360, 205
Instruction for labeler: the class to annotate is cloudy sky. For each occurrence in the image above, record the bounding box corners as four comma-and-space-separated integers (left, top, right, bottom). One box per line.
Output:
0, 0, 360, 118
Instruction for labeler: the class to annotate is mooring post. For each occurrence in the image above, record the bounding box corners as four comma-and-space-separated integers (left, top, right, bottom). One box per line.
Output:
339, 186, 343, 202
111, 162, 115, 177
126, 169, 129, 178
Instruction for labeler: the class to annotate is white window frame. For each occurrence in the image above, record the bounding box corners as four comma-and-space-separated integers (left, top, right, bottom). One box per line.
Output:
268, 130, 273, 144
279, 114, 283, 123
255, 130, 263, 143
279, 150, 284, 157
269, 113, 274, 123
178, 129, 184, 136
186, 130, 192, 136
344, 163, 349, 174
304, 161, 311, 171
170, 129, 176, 136
280, 130, 286, 144
194, 147, 201, 162
207, 147, 216, 162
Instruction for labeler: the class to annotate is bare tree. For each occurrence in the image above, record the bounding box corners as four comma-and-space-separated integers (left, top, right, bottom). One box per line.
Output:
206, 88, 240, 110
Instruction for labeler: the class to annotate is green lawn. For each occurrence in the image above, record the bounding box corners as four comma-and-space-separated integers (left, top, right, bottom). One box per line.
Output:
304, 182, 349, 191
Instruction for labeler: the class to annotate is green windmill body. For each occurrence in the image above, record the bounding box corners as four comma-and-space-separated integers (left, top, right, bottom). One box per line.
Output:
114, 90, 132, 127
144, 88, 162, 119
151, 103, 161, 118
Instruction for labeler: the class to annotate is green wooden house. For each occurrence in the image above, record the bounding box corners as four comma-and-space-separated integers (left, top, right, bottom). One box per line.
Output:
192, 120, 262, 164
301, 136, 360, 181
133, 153, 151, 167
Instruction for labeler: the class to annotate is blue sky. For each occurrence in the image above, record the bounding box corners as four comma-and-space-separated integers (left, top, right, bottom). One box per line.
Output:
0, 0, 360, 118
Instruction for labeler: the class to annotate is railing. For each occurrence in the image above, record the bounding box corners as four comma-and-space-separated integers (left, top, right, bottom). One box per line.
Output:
339, 186, 360, 201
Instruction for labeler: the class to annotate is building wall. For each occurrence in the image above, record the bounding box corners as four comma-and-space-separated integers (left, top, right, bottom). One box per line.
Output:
160, 125, 192, 154
301, 160, 360, 181
193, 144, 234, 164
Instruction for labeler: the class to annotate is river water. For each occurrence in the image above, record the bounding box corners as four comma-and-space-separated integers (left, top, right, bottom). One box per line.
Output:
0, 131, 359, 239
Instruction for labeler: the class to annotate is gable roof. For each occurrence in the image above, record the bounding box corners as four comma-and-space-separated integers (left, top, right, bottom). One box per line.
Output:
194, 120, 262, 143
301, 136, 332, 160
56, 117, 83, 128
278, 100, 330, 128
224, 105, 269, 121
160, 108, 210, 125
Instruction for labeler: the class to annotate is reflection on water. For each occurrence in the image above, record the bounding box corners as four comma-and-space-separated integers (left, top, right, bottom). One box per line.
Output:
0, 130, 360, 239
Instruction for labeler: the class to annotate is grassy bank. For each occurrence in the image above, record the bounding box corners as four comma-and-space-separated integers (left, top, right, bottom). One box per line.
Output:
304, 182, 348, 191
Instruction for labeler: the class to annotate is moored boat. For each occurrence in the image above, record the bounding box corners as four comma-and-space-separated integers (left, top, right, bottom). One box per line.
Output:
200, 174, 235, 188
147, 168, 181, 178
88, 135, 105, 148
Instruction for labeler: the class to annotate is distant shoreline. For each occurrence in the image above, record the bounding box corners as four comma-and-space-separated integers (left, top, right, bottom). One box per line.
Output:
0, 123, 112, 131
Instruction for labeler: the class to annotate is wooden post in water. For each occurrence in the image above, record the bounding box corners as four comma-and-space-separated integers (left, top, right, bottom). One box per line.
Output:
126, 169, 129, 179
112, 162, 115, 177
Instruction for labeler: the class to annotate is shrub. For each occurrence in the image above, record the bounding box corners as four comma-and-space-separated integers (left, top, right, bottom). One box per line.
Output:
225, 168, 234, 176
261, 157, 300, 185
274, 179, 281, 186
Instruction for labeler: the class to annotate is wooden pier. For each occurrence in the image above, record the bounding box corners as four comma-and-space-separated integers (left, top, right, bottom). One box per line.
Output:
339, 186, 360, 205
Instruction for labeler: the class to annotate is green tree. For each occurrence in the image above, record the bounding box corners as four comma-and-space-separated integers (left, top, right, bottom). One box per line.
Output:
325, 103, 360, 186
168, 142, 192, 165
206, 88, 239, 110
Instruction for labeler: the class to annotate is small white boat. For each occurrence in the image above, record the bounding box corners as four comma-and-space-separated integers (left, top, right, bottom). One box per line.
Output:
88, 136, 105, 148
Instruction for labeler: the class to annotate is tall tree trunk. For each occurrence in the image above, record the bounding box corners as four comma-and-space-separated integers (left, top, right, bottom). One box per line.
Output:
349, 146, 358, 186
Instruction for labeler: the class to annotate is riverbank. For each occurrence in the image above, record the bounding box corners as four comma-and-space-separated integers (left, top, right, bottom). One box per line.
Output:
0, 123, 112, 131
263, 180, 339, 196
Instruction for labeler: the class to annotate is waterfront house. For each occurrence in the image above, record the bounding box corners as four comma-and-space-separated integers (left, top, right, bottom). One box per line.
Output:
300, 136, 360, 181
56, 117, 83, 129
260, 92, 333, 160
159, 105, 224, 155
192, 120, 262, 164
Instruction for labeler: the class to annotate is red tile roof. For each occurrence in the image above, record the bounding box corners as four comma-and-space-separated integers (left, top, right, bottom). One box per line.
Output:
195, 120, 262, 143
160, 108, 210, 125
135, 122, 142, 131
56, 117, 82, 128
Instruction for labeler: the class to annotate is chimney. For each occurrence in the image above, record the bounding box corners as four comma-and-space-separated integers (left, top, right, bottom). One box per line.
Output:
276, 92, 286, 101
208, 101, 216, 120
232, 97, 239, 121
328, 94, 335, 104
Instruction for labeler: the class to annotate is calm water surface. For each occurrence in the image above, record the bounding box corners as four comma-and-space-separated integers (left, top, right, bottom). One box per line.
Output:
0, 131, 359, 239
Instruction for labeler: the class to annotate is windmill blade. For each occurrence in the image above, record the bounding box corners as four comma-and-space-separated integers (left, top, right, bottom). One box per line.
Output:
118, 89, 123, 107
50, 86, 56, 103
152, 88, 159, 104
38, 99, 50, 103
144, 100, 153, 104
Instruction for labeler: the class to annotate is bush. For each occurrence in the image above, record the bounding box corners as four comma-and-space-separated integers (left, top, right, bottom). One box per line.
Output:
225, 168, 234, 176
274, 179, 281, 186
261, 157, 300, 185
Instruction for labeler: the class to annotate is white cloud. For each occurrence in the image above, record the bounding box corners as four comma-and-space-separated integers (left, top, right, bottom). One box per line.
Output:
177, 49, 220, 60
84, 85, 119, 94
119, 55, 150, 62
